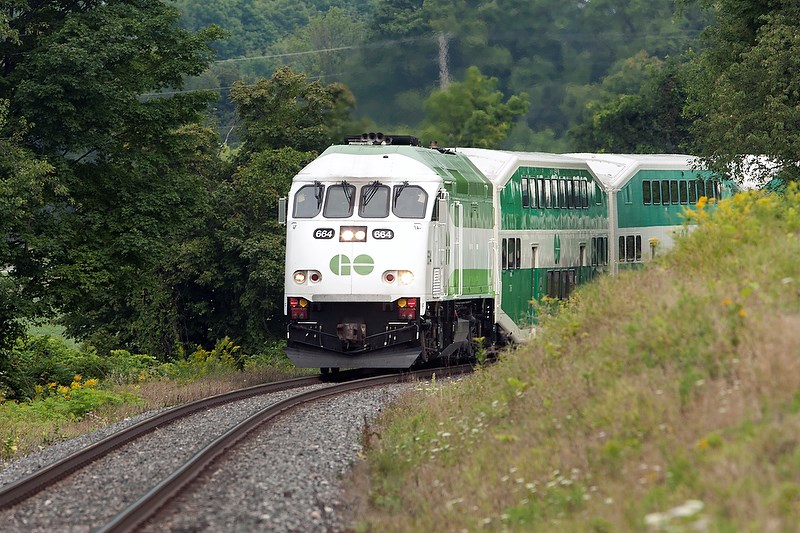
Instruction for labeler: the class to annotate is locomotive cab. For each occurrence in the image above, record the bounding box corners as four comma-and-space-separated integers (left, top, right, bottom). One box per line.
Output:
283, 138, 438, 369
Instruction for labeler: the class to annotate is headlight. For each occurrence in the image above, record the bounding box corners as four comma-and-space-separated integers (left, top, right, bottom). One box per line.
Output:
339, 226, 367, 242
399, 270, 414, 285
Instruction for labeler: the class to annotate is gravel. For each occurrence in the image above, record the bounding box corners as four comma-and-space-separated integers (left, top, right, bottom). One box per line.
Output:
0, 383, 408, 532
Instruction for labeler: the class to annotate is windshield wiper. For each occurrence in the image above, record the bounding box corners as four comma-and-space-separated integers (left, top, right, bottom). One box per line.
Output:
393, 181, 409, 207
340, 180, 352, 204
362, 180, 382, 206
314, 181, 324, 208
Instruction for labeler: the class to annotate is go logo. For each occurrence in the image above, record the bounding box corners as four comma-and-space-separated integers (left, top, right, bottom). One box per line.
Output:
329, 254, 375, 276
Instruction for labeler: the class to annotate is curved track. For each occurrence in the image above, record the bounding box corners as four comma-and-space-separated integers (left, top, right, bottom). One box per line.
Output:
0, 374, 326, 509
98, 364, 472, 532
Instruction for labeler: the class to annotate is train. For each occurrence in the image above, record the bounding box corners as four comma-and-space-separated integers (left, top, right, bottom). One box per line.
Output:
279, 133, 735, 371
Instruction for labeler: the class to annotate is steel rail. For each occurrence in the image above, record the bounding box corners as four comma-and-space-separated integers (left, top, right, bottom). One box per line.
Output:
0, 374, 326, 510
98, 364, 473, 533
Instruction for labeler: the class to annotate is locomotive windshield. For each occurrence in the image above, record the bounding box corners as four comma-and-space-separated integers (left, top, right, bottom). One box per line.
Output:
359, 182, 390, 218
323, 182, 356, 218
293, 181, 428, 219
393, 184, 428, 218
293, 183, 324, 218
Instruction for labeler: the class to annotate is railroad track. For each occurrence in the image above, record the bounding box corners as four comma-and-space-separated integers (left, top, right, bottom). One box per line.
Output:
0, 374, 326, 510
0, 364, 472, 531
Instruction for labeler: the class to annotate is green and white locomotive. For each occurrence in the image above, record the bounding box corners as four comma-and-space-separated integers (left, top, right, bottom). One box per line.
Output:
282, 134, 496, 369
282, 135, 733, 370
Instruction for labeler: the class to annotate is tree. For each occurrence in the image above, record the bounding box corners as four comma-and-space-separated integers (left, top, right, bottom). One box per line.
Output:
178, 68, 355, 351
569, 53, 692, 153
421, 66, 528, 148
684, 0, 800, 184
1, 0, 224, 357
269, 7, 368, 82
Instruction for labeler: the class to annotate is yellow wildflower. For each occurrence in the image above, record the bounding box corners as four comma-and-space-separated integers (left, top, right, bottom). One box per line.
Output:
721, 297, 733, 307
73, 374, 82, 383
738, 307, 746, 318
84, 378, 99, 388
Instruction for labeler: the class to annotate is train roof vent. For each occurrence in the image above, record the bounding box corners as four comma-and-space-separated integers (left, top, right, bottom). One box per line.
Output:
344, 132, 420, 146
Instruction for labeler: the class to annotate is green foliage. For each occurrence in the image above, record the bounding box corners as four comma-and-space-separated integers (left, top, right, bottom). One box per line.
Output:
684, 1, 800, 184
244, 340, 294, 371
569, 54, 693, 153
421, 66, 529, 148
160, 337, 243, 380
30, 375, 128, 421
230, 66, 351, 153
1, 1, 228, 357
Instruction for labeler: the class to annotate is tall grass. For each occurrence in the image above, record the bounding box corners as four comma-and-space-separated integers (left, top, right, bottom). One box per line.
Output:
353, 186, 800, 531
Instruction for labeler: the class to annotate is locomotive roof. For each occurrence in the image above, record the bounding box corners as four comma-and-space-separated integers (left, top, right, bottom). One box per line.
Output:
568, 153, 702, 190
454, 148, 595, 188
295, 144, 491, 188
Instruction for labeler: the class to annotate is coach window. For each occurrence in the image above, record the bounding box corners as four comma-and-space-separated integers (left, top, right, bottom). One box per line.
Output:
502, 239, 508, 269
359, 182, 390, 218
625, 235, 635, 262
515, 238, 521, 268
696, 178, 705, 199
546, 270, 558, 298
652, 180, 661, 204
670, 180, 679, 204
712, 180, 720, 199
643, 180, 651, 205
507, 238, 516, 269
636, 235, 642, 262
536, 179, 545, 208
550, 179, 559, 208
679, 181, 688, 204
541, 179, 548, 208
619, 236, 625, 262
564, 181, 572, 208
581, 180, 589, 208
293, 183, 325, 218
393, 184, 428, 218
601, 237, 608, 265
688, 180, 698, 203
521, 177, 530, 208
323, 182, 355, 218
660, 181, 670, 206
566, 270, 576, 298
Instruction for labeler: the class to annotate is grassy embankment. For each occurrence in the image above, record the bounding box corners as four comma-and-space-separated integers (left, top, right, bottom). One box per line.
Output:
353, 186, 800, 531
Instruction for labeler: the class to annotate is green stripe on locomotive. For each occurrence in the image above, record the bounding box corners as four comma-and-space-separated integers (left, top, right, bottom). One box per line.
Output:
448, 268, 493, 295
